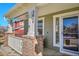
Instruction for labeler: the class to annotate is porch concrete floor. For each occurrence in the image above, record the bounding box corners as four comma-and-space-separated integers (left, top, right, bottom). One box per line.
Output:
43, 48, 69, 56
0, 45, 69, 56
0, 45, 20, 56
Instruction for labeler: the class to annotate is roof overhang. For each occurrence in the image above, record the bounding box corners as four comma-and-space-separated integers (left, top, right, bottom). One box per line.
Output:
5, 3, 47, 18
5, 3, 79, 19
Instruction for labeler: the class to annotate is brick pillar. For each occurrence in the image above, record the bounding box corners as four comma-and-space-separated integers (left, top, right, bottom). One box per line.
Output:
22, 36, 37, 56
21, 35, 44, 56
35, 36, 44, 56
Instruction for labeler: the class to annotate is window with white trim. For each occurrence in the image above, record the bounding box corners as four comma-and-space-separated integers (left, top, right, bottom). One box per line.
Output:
37, 18, 44, 35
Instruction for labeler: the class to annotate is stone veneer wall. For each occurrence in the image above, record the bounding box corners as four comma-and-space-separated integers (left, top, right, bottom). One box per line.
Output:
22, 36, 37, 56
22, 36, 44, 56
4, 34, 44, 56
35, 36, 44, 55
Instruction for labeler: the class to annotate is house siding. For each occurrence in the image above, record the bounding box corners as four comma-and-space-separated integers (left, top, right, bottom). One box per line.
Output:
43, 15, 53, 48
40, 7, 79, 49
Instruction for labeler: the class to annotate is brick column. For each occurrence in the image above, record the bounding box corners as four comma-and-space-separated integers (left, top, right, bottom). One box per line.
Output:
21, 35, 44, 56
22, 36, 37, 56
35, 36, 44, 56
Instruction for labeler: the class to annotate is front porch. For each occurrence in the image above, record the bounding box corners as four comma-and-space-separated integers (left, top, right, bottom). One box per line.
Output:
43, 48, 69, 56
4, 3, 79, 56
0, 45, 68, 56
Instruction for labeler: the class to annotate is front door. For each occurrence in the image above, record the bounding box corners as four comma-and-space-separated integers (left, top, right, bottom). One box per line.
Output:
61, 15, 79, 55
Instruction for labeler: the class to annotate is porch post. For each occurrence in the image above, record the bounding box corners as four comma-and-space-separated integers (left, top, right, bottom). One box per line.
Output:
27, 7, 38, 36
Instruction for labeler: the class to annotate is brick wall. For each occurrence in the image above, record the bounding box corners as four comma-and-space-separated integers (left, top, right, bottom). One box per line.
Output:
35, 36, 44, 55
4, 33, 44, 56
22, 36, 44, 56
22, 36, 37, 56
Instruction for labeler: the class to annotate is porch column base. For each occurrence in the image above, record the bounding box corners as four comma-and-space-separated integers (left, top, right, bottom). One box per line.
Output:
22, 35, 44, 56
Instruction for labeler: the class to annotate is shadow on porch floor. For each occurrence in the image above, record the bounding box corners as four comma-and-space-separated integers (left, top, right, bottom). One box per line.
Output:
43, 48, 69, 56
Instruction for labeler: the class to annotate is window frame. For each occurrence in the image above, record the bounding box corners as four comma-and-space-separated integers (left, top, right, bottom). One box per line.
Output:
37, 17, 44, 36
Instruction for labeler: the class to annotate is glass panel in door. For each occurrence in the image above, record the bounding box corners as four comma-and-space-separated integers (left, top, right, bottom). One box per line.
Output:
63, 16, 78, 52
55, 17, 60, 45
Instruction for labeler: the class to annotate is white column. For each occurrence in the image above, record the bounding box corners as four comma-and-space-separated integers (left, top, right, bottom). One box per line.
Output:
27, 7, 38, 36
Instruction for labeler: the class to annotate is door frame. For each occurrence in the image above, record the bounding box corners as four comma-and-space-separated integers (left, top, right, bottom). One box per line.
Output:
61, 14, 79, 56
53, 10, 79, 55
53, 16, 60, 47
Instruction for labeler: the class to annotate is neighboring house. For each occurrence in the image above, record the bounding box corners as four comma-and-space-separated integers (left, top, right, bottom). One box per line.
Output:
5, 3, 79, 55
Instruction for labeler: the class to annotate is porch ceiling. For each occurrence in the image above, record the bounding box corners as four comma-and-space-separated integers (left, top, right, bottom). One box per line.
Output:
5, 3, 28, 18
38, 3, 79, 17
5, 3, 79, 19
5, 3, 47, 19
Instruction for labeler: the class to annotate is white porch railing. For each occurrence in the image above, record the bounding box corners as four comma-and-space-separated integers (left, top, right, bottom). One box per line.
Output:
8, 35, 23, 54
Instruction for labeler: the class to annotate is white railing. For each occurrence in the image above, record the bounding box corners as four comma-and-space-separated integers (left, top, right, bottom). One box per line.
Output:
8, 35, 23, 54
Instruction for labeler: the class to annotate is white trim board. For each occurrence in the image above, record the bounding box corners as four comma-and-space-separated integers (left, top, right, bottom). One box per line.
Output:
53, 16, 60, 47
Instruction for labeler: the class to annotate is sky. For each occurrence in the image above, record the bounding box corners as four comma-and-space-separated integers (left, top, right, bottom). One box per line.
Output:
63, 16, 78, 27
0, 3, 15, 27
